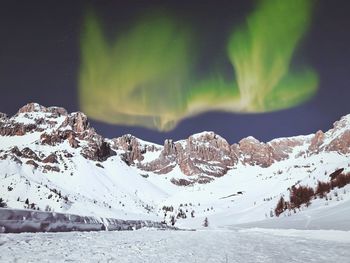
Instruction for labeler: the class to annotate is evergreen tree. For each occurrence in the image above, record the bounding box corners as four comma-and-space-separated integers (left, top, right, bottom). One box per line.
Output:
274, 196, 286, 217
203, 217, 209, 227
0, 198, 7, 208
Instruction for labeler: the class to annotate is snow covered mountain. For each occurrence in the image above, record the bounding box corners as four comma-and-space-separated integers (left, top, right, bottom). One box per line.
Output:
1, 103, 350, 229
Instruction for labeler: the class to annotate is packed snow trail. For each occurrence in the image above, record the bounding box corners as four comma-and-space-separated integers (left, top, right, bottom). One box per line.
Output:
1, 228, 350, 262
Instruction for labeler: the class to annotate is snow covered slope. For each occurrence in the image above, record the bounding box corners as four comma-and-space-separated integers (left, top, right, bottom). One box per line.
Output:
1, 103, 350, 230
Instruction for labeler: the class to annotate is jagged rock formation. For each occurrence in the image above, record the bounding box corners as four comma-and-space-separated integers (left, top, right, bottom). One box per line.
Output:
137, 132, 236, 180
112, 135, 146, 165
0, 103, 116, 171
116, 115, 350, 182
1, 103, 350, 185
133, 133, 308, 179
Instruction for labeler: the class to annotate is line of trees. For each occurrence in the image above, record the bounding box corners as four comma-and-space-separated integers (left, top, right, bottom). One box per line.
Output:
275, 171, 350, 217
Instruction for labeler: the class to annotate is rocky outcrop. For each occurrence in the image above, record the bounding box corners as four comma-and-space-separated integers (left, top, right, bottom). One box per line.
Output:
0, 122, 38, 136
40, 132, 63, 146
113, 135, 145, 165
231, 135, 307, 167
0, 103, 116, 163
43, 165, 60, 173
18, 103, 47, 114
18, 102, 67, 117
60, 112, 89, 133
1, 102, 350, 185
325, 130, 350, 154
42, 154, 58, 164
270, 137, 306, 160
135, 131, 311, 180
81, 140, 116, 162
232, 137, 273, 167
26, 160, 39, 169
21, 147, 41, 161
113, 134, 160, 166
322, 116, 350, 154
308, 130, 324, 154
0, 103, 69, 137
40, 130, 80, 148
10, 147, 22, 157
138, 132, 237, 178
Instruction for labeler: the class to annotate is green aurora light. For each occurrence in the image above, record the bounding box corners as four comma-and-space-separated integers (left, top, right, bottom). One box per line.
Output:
79, 0, 318, 131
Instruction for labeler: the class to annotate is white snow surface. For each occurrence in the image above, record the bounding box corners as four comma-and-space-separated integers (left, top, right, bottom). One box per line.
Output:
1, 228, 350, 263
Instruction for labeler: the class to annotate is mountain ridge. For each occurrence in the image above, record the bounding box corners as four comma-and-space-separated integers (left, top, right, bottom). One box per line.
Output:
1, 102, 350, 229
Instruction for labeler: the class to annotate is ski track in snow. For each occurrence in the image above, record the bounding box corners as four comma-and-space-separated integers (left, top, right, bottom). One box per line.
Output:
1, 229, 350, 263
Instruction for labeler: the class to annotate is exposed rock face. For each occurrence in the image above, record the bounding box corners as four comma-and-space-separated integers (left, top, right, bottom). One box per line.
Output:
308, 130, 325, 153
231, 136, 308, 167
112, 134, 160, 166
40, 132, 63, 146
322, 116, 350, 154
10, 147, 22, 157
130, 117, 350, 181
113, 135, 145, 165
177, 132, 236, 177
325, 130, 350, 154
42, 154, 58, 164
136, 131, 306, 177
21, 147, 41, 161
81, 139, 116, 162
232, 137, 273, 167
43, 165, 60, 173
269, 137, 305, 160
137, 132, 237, 178
0, 123, 38, 136
26, 160, 38, 168
1, 102, 350, 186
0, 103, 68, 137
60, 112, 89, 133
1, 103, 115, 163
18, 102, 67, 116
18, 103, 47, 114
40, 130, 80, 148
75, 126, 116, 162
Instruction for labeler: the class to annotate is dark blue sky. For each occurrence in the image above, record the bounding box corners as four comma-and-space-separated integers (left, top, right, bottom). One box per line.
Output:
0, 0, 349, 144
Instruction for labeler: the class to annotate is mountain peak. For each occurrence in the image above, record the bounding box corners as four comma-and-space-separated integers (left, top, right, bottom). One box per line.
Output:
17, 102, 46, 113
17, 102, 68, 116
1, 103, 350, 229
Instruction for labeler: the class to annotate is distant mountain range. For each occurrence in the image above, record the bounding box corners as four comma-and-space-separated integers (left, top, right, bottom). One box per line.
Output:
1, 103, 350, 229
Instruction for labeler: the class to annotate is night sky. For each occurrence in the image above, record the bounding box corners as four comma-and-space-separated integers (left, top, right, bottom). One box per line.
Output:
0, 0, 350, 144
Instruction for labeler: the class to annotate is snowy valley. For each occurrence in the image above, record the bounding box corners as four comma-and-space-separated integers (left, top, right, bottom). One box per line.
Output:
1, 103, 350, 231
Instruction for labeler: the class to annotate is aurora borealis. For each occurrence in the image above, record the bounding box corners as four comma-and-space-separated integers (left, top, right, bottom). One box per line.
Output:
79, 0, 318, 131
79, 11, 194, 131
228, 0, 318, 111
2, 0, 350, 144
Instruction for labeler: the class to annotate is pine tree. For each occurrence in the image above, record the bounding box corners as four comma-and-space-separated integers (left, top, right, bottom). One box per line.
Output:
203, 217, 209, 227
274, 196, 286, 217
0, 198, 7, 208
25, 198, 29, 208
170, 215, 176, 226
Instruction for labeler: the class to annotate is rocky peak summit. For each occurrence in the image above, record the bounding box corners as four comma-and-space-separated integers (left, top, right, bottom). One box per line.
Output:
18, 102, 68, 116
1, 103, 115, 164
1, 103, 350, 185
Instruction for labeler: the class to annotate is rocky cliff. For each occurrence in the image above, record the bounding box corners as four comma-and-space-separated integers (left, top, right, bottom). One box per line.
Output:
1, 103, 350, 185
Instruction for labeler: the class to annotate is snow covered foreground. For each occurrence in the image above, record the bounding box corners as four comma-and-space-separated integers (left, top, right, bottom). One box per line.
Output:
1, 228, 350, 263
